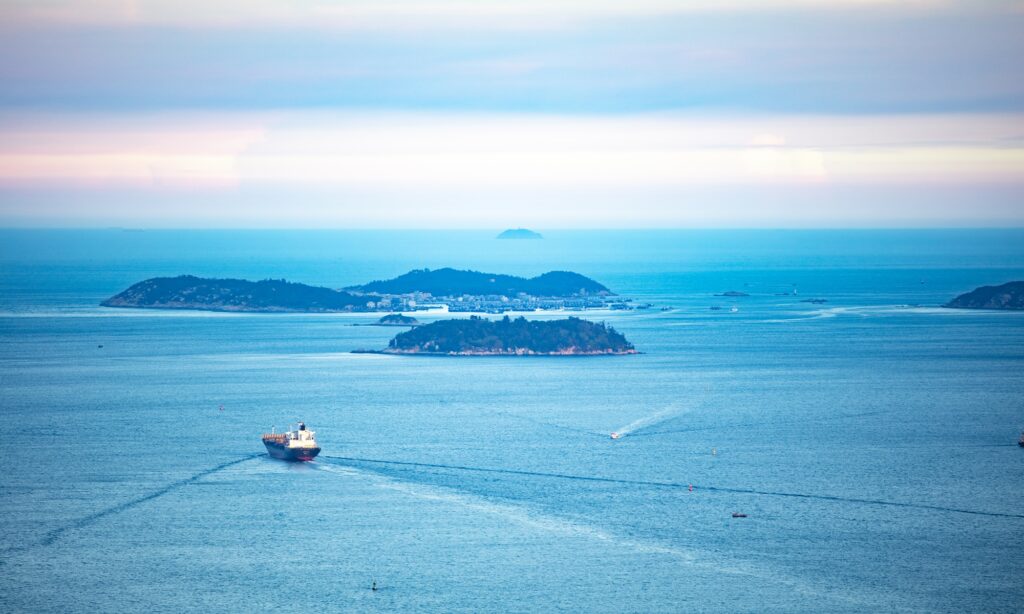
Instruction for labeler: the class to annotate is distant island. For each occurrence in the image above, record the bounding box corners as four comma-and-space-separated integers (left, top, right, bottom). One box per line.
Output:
101, 276, 368, 312
377, 314, 419, 326
102, 268, 624, 314
716, 291, 749, 297
497, 228, 543, 239
377, 316, 636, 355
348, 268, 610, 298
945, 281, 1024, 310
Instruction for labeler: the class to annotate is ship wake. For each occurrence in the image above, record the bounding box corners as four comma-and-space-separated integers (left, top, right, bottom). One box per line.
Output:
16, 453, 264, 554
610, 393, 711, 439
314, 456, 894, 608
319, 454, 1024, 520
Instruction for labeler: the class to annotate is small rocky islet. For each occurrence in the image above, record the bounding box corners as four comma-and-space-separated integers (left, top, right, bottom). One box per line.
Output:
376, 314, 420, 326
496, 228, 543, 239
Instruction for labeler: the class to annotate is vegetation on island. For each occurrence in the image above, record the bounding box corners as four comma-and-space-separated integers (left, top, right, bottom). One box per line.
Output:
377, 314, 420, 326
101, 275, 367, 312
945, 281, 1024, 310
382, 315, 636, 355
348, 268, 611, 297
497, 228, 543, 239
102, 267, 615, 313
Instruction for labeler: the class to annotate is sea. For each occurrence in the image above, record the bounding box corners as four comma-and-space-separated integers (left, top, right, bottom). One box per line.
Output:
1, 229, 1022, 613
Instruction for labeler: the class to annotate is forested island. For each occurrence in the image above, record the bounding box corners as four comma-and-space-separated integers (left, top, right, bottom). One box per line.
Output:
378, 316, 637, 355
347, 268, 610, 297
101, 268, 618, 313
945, 281, 1024, 310
101, 276, 368, 312
497, 228, 543, 239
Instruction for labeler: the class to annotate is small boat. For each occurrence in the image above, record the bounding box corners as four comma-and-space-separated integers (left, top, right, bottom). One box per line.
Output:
1018, 431, 1024, 447
262, 421, 321, 461
732, 512, 748, 518
610, 432, 620, 440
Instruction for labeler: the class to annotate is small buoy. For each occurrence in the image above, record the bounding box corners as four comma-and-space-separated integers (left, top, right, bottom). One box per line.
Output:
688, 484, 693, 492
711, 447, 717, 456
371, 580, 378, 591
219, 404, 224, 412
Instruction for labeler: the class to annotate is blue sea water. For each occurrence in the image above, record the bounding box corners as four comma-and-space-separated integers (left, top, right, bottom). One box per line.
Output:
1, 229, 1023, 613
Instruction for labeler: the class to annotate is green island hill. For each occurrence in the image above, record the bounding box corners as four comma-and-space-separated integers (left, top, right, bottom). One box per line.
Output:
378, 315, 637, 356
101, 268, 615, 313
944, 281, 1024, 310
101, 275, 368, 312
348, 268, 610, 297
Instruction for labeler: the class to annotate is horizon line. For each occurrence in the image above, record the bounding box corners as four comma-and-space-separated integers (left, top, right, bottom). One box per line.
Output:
3, 226, 1024, 232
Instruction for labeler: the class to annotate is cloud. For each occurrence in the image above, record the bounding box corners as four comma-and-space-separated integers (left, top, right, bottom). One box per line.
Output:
1, 3, 1022, 114
1, 2, 1021, 227
0, 1, 982, 30
1, 112, 1022, 190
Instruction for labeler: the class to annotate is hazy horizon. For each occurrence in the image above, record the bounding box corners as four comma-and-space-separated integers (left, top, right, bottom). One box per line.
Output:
4, 224, 1024, 230
1, 1, 1023, 228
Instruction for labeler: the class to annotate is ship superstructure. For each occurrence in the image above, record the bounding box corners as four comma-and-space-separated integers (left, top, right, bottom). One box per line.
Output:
262, 422, 321, 461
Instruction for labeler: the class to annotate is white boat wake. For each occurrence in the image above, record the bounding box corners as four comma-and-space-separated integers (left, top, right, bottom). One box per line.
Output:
610, 390, 712, 439
314, 457, 886, 609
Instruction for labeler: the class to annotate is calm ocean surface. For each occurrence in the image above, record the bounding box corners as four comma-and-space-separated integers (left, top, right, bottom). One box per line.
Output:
1, 229, 1023, 613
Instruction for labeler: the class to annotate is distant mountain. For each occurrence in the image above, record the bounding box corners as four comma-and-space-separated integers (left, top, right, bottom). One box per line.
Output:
381, 315, 636, 355
348, 268, 612, 297
101, 275, 368, 312
945, 281, 1024, 310
497, 228, 542, 239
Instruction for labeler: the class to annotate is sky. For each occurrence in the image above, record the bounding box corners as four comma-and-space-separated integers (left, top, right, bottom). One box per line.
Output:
0, 0, 1022, 228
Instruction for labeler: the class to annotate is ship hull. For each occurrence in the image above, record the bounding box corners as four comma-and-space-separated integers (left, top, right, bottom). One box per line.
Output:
263, 441, 321, 461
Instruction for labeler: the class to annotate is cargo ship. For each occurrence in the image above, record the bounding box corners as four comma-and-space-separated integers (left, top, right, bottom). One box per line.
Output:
262, 422, 321, 461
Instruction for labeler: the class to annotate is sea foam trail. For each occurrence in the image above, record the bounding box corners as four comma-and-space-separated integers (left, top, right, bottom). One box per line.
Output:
611, 390, 711, 438
27, 454, 264, 549
314, 458, 888, 609
756, 304, 995, 324
321, 455, 1024, 520
611, 405, 686, 438
312, 462, 692, 558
